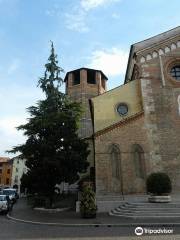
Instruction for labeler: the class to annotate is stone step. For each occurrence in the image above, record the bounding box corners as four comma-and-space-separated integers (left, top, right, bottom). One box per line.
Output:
116, 206, 180, 212
123, 203, 180, 208
109, 201, 180, 218
119, 205, 180, 210
112, 209, 180, 216
125, 202, 180, 207
109, 211, 180, 218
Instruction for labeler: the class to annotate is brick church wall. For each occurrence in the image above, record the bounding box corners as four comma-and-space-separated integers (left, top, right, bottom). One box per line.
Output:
95, 113, 150, 195
140, 47, 180, 191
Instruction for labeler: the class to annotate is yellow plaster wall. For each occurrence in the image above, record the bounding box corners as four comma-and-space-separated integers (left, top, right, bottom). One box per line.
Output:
92, 79, 142, 132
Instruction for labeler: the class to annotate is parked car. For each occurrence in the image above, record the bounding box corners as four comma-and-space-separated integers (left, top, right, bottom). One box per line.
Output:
0, 195, 12, 214
2, 188, 18, 203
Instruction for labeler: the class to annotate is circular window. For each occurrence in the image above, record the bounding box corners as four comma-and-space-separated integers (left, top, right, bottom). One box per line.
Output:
117, 103, 128, 116
170, 65, 180, 81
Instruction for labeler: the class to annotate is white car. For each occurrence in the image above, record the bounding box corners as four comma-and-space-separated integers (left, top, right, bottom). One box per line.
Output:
0, 195, 10, 214
2, 188, 17, 203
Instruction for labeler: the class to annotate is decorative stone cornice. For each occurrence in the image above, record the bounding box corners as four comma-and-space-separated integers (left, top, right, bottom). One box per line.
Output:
138, 38, 180, 64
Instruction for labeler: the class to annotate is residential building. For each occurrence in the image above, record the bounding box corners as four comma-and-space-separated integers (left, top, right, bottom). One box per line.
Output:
0, 157, 12, 187
11, 156, 27, 193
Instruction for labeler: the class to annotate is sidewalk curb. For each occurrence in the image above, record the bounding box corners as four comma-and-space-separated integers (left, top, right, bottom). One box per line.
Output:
6, 213, 180, 227
34, 207, 70, 213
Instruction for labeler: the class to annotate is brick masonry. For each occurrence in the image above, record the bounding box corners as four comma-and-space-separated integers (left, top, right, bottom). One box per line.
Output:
65, 28, 180, 199
95, 113, 150, 195
140, 47, 180, 190
94, 30, 180, 196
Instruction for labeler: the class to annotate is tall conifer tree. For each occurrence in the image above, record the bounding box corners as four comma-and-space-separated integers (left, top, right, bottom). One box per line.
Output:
9, 43, 89, 201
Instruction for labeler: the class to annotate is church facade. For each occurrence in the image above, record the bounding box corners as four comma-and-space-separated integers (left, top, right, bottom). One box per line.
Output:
65, 26, 180, 198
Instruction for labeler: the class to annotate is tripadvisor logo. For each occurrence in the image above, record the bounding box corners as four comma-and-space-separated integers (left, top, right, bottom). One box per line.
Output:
135, 226, 173, 235
135, 227, 143, 236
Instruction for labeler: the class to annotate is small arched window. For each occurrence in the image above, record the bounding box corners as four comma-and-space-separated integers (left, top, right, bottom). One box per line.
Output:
132, 144, 146, 179
110, 145, 120, 179
170, 65, 180, 81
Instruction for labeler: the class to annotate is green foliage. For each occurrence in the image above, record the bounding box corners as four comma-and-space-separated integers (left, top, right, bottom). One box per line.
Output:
8, 43, 89, 204
80, 185, 97, 217
146, 172, 172, 195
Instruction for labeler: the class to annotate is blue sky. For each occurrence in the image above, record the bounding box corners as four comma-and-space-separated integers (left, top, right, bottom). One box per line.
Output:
0, 0, 180, 157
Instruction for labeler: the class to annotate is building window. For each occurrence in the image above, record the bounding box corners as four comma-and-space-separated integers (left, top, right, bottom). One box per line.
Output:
132, 144, 146, 179
15, 175, 18, 183
87, 70, 96, 84
7, 169, 10, 174
6, 178, 9, 185
170, 65, 180, 80
16, 168, 18, 173
73, 71, 80, 85
117, 103, 128, 116
111, 145, 120, 179
0, 169, 2, 174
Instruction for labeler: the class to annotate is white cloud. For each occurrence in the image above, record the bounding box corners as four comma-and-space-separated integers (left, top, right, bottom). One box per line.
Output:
0, 117, 26, 136
87, 47, 128, 77
0, 116, 27, 157
81, 0, 120, 11
65, 10, 89, 33
0, 85, 43, 156
65, 0, 121, 32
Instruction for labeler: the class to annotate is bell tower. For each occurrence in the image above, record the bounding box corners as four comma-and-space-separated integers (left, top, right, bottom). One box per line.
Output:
64, 67, 108, 138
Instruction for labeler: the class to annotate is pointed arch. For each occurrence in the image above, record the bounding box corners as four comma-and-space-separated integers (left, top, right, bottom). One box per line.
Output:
152, 51, 158, 58
146, 54, 152, 61
158, 48, 164, 55
140, 56, 145, 63
165, 46, 170, 53
132, 144, 146, 179
171, 43, 177, 50
110, 144, 120, 179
